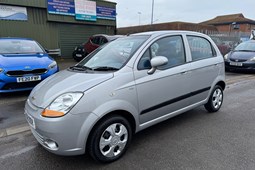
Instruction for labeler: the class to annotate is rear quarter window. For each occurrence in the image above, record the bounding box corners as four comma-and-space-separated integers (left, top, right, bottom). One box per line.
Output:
187, 36, 216, 61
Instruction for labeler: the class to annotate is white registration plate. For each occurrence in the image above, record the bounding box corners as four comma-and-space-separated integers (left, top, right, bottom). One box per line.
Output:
17, 75, 41, 83
25, 113, 35, 129
230, 62, 243, 67
76, 54, 82, 57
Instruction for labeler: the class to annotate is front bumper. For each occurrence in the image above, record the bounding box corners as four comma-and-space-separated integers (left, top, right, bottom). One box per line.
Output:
225, 61, 255, 72
24, 99, 98, 156
0, 68, 58, 93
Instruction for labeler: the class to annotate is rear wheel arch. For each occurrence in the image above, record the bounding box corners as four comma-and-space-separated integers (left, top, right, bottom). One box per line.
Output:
216, 81, 226, 91
205, 85, 224, 113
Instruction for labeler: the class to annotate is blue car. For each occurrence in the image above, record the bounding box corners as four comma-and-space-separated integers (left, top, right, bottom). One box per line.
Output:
0, 38, 59, 93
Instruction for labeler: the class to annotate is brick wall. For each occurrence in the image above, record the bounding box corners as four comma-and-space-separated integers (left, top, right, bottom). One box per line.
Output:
215, 23, 255, 33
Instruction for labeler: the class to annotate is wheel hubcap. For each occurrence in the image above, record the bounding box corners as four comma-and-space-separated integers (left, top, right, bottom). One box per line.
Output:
212, 88, 223, 109
99, 123, 128, 158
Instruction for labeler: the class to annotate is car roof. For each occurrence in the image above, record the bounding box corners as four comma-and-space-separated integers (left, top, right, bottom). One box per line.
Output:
131, 30, 208, 38
92, 34, 125, 41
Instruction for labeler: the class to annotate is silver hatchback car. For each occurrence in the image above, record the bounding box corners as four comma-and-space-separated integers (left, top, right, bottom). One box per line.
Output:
25, 31, 225, 163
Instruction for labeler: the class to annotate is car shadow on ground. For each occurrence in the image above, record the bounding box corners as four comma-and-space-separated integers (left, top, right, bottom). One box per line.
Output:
0, 91, 30, 101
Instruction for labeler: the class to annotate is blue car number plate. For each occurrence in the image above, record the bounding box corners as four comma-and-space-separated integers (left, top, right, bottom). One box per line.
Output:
17, 75, 41, 83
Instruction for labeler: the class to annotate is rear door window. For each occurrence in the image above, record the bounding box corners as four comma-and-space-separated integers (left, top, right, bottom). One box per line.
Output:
91, 36, 100, 45
99, 37, 108, 45
187, 36, 215, 61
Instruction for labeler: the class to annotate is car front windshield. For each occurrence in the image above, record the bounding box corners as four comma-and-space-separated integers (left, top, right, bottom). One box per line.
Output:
77, 35, 149, 70
0, 39, 44, 54
235, 41, 255, 52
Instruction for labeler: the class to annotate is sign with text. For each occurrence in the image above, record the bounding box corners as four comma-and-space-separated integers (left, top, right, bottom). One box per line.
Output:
47, 0, 75, 16
97, 6, 116, 20
0, 5, 27, 21
75, 0, 96, 21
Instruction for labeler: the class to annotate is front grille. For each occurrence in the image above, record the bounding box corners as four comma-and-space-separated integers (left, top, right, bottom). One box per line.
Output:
6, 69, 47, 77
229, 58, 247, 62
1, 81, 41, 90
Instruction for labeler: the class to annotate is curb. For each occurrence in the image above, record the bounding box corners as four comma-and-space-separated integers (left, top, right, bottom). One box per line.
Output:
0, 123, 30, 138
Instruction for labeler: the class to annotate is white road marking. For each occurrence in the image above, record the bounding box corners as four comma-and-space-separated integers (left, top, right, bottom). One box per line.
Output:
0, 145, 37, 159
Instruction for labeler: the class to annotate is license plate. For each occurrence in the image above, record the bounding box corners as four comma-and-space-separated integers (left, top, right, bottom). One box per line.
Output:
17, 75, 41, 83
230, 62, 243, 66
76, 54, 82, 57
25, 113, 35, 129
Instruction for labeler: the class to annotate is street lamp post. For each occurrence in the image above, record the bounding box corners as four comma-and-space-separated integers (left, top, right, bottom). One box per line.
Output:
138, 12, 141, 25
151, 0, 154, 25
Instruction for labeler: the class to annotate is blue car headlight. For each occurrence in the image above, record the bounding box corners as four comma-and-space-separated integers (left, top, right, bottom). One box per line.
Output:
250, 57, 255, 62
48, 61, 57, 69
0, 68, 3, 73
224, 53, 229, 60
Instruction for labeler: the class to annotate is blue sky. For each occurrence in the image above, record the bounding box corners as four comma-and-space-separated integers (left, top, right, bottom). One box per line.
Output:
108, 0, 255, 28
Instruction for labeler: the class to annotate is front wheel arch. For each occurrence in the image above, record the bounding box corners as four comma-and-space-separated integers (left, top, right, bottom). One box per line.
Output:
86, 113, 133, 163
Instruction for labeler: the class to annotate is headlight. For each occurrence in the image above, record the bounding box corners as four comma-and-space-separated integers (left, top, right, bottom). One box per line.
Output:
0, 68, 3, 73
48, 61, 57, 69
42, 92, 83, 117
250, 57, 255, 62
224, 53, 229, 60
75, 47, 77, 51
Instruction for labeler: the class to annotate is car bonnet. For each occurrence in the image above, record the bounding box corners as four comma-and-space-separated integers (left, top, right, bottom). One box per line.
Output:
230, 51, 255, 60
0, 53, 52, 69
29, 69, 114, 108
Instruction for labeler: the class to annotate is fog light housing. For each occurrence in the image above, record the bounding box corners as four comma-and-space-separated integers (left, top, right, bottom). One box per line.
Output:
43, 139, 58, 150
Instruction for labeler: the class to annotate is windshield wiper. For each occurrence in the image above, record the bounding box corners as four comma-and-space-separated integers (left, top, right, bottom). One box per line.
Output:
69, 65, 92, 71
92, 66, 119, 71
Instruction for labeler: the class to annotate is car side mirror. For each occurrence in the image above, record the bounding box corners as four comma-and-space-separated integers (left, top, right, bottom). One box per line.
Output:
148, 56, 168, 75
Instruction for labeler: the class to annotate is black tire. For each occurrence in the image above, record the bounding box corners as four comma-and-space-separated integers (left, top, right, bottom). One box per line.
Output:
204, 85, 223, 113
87, 115, 132, 163
72, 51, 87, 62
72, 51, 81, 62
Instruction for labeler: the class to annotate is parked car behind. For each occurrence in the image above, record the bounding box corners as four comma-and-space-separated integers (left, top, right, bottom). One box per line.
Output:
0, 38, 59, 93
25, 31, 225, 163
72, 34, 124, 61
224, 40, 255, 72
211, 37, 231, 56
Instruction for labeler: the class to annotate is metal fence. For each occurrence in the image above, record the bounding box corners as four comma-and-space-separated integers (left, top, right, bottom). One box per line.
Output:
194, 30, 251, 55
201, 30, 251, 49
